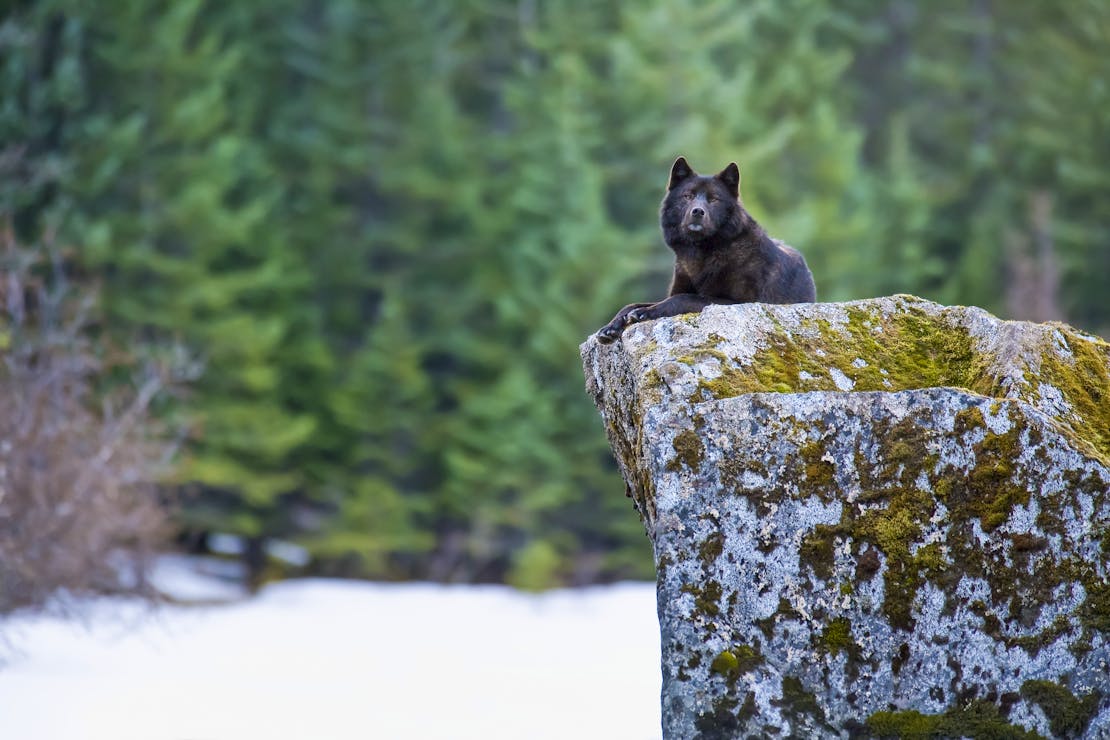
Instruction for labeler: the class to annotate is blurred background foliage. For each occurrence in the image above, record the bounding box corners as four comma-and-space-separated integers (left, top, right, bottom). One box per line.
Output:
1, 0, 1107, 590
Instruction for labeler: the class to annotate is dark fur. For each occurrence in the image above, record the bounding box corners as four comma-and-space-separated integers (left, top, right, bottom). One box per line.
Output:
597, 157, 815, 343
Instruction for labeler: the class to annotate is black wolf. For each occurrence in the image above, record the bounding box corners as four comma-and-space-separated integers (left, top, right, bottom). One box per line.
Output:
597, 157, 816, 343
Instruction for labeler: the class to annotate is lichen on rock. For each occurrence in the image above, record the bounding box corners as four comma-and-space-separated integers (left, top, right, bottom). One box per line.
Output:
581, 296, 1110, 739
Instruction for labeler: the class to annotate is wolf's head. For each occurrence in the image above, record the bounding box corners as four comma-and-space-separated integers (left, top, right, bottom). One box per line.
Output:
660, 157, 747, 247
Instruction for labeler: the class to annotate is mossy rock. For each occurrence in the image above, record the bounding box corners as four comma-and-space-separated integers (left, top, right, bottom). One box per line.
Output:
582, 296, 1110, 738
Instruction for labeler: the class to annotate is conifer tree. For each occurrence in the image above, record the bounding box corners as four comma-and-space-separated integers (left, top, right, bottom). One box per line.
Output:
53, 2, 323, 576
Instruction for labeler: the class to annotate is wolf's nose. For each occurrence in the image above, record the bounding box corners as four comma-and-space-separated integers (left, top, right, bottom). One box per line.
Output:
691, 207, 705, 218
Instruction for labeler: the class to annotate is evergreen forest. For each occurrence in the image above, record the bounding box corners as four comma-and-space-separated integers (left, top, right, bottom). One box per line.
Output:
2, 0, 1107, 596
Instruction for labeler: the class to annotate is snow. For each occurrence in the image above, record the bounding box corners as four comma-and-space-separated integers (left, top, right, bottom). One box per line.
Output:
0, 559, 662, 740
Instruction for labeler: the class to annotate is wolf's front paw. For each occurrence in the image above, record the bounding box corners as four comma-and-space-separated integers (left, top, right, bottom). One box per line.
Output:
596, 323, 623, 344
627, 307, 656, 323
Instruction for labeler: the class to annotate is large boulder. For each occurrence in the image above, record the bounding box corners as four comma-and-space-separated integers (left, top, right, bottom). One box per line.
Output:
581, 295, 1110, 739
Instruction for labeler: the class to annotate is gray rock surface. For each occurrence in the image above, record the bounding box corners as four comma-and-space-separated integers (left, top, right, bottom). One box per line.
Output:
581, 295, 1110, 738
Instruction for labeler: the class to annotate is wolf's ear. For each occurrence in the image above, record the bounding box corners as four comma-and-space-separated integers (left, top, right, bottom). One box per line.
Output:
716, 163, 740, 198
668, 157, 695, 190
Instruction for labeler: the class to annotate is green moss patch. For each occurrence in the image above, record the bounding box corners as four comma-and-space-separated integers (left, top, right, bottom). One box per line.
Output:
799, 438, 836, 488
800, 482, 941, 631
1020, 680, 1101, 738
692, 300, 990, 401
937, 423, 1027, 532
710, 643, 764, 683
819, 617, 859, 659
674, 298, 1110, 470
667, 428, 706, 473
772, 676, 830, 730
754, 398, 1100, 640
698, 532, 725, 570
1036, 328, 1110, 464
680, 580, 723, 617
866, 699, 1044, 739
1078, 580, 1110, 633
709, 650, 740, 677
799, 524, 840, 581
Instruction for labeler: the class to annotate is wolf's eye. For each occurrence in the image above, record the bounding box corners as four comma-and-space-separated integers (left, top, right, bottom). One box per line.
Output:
706, 195, 718, 203
682, 193, 694, 201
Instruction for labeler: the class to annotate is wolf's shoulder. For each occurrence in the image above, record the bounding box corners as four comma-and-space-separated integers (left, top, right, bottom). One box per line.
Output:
769, 237, 804, 259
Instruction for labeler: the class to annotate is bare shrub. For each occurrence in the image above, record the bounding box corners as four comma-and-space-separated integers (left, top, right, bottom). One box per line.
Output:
0, 219, 185, 614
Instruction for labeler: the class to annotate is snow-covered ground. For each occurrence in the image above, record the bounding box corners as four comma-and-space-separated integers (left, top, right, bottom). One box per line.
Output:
0, 558, 661, 740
